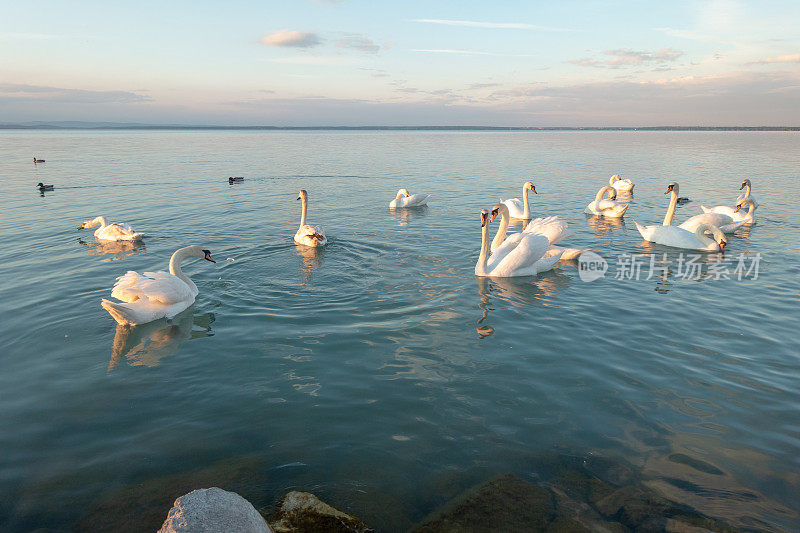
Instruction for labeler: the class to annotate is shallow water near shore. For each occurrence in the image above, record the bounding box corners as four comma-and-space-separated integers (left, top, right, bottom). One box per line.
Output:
1, 130, 799, 531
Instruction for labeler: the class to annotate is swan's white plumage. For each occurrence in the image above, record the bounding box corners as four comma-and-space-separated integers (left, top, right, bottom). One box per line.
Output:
501, 181, 536, 219
679, 212, 745, 234
609, 174, 635, 192
700, 197, 757, 225
80, 216, 143, 242
585, 186, 629, 217
634, 221, 726, 251
101, 245, 214, 325
295, 189, 327, 247
389, 188, 429, 208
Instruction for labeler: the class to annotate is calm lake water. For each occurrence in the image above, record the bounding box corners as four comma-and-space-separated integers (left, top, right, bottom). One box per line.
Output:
0, 130, 798, 531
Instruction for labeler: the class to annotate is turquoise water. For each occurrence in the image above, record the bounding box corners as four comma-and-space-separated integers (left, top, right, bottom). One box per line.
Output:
1, 130, 799, 531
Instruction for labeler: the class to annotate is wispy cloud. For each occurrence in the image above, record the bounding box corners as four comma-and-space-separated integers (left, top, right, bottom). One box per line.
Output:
260, 30, 321, 48
336, 33, 381, 54
571, 48, 684, 68
0, 84, 150, 104
655, 27, 712, 41
0, 32, 59, 40
746, 53, 800, 65
409, 19, 569, 31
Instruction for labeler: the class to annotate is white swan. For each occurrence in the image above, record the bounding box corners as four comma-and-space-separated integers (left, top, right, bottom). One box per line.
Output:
500, 181, 536, 219
295, 189, 327, 247
701, 194, 758, 226
609, 174, 635, 193
475, 209, 562, 277
101, 245, 216, 325
634, 182, 727, 251
389, 188, 429, 208
736, 178, 756, 205
585, 186, 629, 217
489, 203, 582, 259
79, 216, 143, 241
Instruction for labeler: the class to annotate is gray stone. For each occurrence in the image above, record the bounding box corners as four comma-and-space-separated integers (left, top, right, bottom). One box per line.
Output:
269, 491, 372, 533
159, 487, 272, 533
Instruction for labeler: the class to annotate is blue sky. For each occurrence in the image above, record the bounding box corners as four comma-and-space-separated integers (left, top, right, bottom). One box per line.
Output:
1, 0, 798, 125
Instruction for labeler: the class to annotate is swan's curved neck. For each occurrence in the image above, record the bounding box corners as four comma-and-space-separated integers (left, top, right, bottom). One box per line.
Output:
595, 186, 615, 203
93, 216, 109, 228
522, 186, 531, 219
491, 204, 510, 252
694, 223, 720, 247
299, 195, 308, 228
663, 186, 678, 225
609, 175, 618, 186
743, 181, 751, 199
169, 248, 198, 294
476, 222, 490, 275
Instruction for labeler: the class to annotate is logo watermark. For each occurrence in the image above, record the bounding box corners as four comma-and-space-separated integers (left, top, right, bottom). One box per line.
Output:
576, 252, 761, 282
578, 251, 608, 282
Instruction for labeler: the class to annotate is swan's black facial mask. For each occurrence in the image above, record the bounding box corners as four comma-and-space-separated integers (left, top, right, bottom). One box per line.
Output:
202, 250, 216, 263
490, 208, 499, 222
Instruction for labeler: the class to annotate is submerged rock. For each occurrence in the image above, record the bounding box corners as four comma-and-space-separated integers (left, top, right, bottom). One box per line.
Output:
158, 487, 272, 532
268, 490, 372, 533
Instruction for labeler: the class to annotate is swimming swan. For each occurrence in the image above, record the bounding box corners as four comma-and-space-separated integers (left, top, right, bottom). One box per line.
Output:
700, 197, 757, 225
389, 188, 429, 208
101, 245, 216, 325
295, 189, 327, 247
475, 209, 562, 277
609, 174, 635, 193
736, 179, 756, 205
489, 203, 580, 259
78, 216, 144, 241
500, 181, 536, 219
585, 186, 629, 217
634, 182, 727, 251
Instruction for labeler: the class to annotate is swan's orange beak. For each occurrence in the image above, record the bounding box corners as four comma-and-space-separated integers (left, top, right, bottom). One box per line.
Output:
719, 241, 726, 251
490, 208, 499, 222
734, 204, 742, 212
739, 182, 746, 190
664, 186, 673, 194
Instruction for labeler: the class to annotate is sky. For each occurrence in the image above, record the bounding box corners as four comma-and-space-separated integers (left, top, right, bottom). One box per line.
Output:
1, 0, 799, 126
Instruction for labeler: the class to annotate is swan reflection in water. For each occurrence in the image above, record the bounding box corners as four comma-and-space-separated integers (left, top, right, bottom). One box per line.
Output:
475, 271, 570, 337
296, 243, 324, 285
629, 245, 730, 295
586, 214, 627, 235
79, 238, 146, 262
391, 205, 429, 226
107, 307, 214, 372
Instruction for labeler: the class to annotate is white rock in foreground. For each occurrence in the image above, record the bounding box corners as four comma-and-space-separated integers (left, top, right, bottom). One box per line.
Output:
159, 487, 272, 533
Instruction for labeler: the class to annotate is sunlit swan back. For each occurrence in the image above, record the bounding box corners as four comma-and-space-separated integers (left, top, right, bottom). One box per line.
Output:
295, 189, 327, 247
701, 194, 758, 226
476, 209, 562, 277
101, 245, 215, 325
78, 216, 144, 241
389, 188, 430, 208
500, 181, 536, 219
585, 186, 629, 217
609, 174, 635, 192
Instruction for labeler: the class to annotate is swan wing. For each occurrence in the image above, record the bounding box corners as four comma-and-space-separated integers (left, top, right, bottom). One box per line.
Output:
502, 198, 525, 218
488, 232, 526, 266
680, 213, 740, 233
406, 194, 429, 206
111, 270, 193, 305
295, 224, 327, 246
491, 234, 550, 275
523, 216, 573, 245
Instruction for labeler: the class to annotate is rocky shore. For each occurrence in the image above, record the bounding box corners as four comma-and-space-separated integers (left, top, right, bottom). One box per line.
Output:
152, 458, 742, 532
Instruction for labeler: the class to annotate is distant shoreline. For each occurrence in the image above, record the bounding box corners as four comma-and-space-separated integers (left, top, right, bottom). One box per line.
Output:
1, 124, 798, 131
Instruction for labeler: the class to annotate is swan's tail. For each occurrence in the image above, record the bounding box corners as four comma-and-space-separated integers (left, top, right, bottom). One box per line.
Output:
631, 220, 651, 241
550, 245, 583, 261
700, 205, 712, 214
537, 249, 564, 272
101, 299, 137, 326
